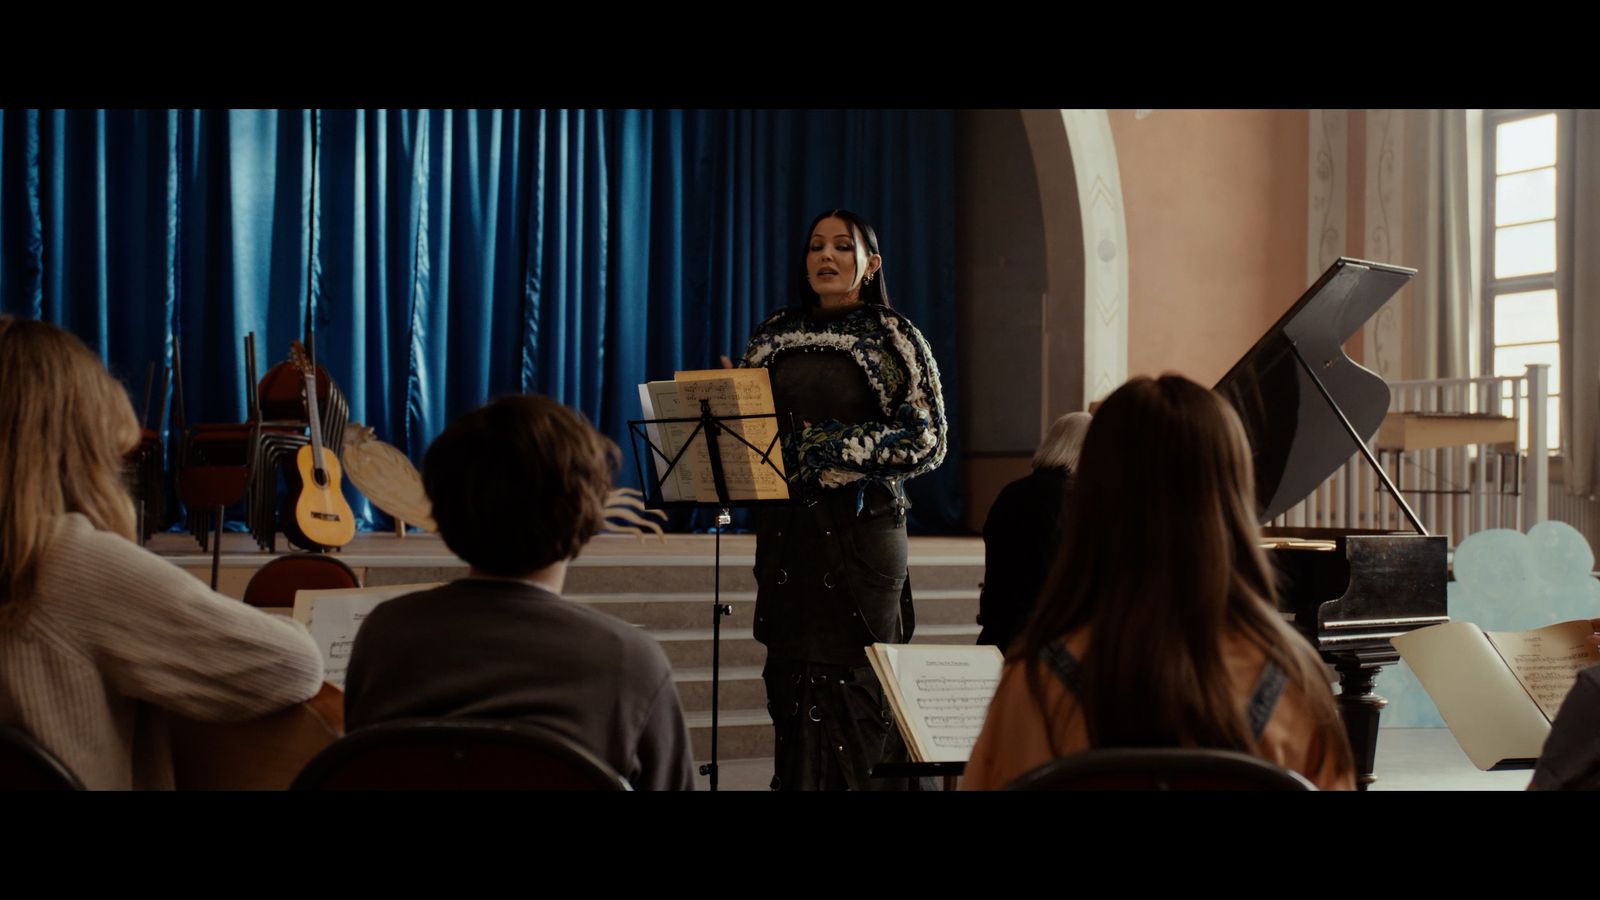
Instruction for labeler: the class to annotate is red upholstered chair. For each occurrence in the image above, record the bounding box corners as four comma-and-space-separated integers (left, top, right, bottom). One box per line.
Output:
241, 553, 361, 610
174, 333, 259, 571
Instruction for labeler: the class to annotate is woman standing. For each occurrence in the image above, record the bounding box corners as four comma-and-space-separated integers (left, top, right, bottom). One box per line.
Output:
739, 209, 947, 791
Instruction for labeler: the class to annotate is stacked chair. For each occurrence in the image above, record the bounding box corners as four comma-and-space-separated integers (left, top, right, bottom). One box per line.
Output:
172, 333, 354, 571
245, 350, 350, 553
173, 335, 257, 587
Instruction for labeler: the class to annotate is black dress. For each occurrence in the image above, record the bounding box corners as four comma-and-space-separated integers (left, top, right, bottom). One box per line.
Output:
741, 302, 948, 791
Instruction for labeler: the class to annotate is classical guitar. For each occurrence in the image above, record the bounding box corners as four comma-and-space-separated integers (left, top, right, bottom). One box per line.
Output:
169, 681, 345, 790
285, 340, 356, 549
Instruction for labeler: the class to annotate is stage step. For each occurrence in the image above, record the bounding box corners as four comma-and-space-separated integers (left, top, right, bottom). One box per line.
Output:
569, 588, 979, 631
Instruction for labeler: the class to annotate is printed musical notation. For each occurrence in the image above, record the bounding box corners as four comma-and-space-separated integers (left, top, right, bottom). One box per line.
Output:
639, 369, 788, 502
867, 644, 1005, 763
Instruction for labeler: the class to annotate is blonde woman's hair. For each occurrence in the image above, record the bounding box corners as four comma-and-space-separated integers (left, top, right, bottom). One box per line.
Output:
0, 316, 140, 620
1032, 411, 1093, 472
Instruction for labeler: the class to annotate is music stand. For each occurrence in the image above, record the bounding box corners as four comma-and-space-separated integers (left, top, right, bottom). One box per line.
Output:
628, 399, 789, 791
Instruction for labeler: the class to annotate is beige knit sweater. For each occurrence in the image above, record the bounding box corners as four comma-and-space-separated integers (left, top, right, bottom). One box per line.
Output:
0, 514, 325, 789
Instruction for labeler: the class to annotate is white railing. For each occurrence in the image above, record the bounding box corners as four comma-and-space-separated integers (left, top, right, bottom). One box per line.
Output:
1273, 364, 1550, 546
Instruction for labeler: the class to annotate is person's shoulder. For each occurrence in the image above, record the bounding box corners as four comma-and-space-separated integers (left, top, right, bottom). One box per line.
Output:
871, 303, 931, 335
991, 474, 1036, 507
583, 605, 675, 677
1036, 468, 1072, 500
753, 305, 802, 334
49, 513, 139, 559
368, 582, 459, 610
743, 306, 804, 363
596, 604, 669, 658
519, 588, 658, 647
991, 650, 1064, 712
353, 583, 465, 633
42, 513, 187, 592
529, 595, 676, 692
1259, 632, 1340, 707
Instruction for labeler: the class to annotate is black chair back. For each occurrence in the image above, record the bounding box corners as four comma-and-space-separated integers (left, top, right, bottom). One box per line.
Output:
292, 720, 633, 791
1006, 747, 1316, 791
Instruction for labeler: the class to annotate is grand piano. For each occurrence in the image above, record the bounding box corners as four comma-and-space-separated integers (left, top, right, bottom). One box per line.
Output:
1215, 257, 1449, 790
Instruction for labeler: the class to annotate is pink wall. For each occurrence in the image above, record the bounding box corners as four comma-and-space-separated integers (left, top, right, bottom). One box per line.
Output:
1108, 109, 1311, 386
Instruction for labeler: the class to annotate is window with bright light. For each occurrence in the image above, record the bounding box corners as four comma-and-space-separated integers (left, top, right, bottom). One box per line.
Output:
1485, 110, 1564, 450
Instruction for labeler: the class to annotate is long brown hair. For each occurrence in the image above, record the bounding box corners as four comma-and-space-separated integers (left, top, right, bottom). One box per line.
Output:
0, 317, 140, 620
1015, 374, 1347, 754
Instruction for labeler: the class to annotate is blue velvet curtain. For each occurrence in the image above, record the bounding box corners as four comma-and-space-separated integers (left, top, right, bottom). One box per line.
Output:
0, 109, 962, 532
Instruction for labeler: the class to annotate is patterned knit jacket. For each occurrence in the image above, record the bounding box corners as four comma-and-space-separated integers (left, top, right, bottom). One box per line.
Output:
741, 303, 947, 492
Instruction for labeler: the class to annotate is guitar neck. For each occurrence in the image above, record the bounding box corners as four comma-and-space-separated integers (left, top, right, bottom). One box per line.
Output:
304, 373, 327, 474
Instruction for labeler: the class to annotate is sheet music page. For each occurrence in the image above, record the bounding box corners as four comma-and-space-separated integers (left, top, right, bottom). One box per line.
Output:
1392, 621, 1553, 769
636, 384, 681, 502
870, 643, 1004, 763
644, 380, 708, 502
292, 583, 441, 689
866, 645, 922, 760
674, 369, 788, 501
1485, 620, 1600, 722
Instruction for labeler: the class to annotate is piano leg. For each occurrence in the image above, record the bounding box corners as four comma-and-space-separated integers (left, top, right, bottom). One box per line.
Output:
1333, 659, 1388, 791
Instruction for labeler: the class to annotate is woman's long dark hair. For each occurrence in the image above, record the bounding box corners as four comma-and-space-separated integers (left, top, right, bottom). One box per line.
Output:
1014, 374, 1349, 759
790, 208, 890, 309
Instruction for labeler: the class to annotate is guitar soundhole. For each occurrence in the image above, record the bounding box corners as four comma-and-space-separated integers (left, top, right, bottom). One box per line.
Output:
313, 469, 329, 489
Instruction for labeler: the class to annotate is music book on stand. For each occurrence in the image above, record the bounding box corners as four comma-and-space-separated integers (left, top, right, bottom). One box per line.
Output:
636, 367, 787, 503
866, 643, 1004, 764
1393, 618, 1600, 770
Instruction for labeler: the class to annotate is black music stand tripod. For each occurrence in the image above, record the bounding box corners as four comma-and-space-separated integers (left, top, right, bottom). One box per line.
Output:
628, 400, 789, 791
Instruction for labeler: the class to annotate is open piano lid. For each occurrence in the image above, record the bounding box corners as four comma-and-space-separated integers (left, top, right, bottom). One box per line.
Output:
1214, 257, 1416, 523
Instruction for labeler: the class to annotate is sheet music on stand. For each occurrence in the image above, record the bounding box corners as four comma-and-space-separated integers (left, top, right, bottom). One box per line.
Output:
866, 643, 1004, 764
865, 643, 1004, 790
632, 368, 789, 507
628, 367, 791, 791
